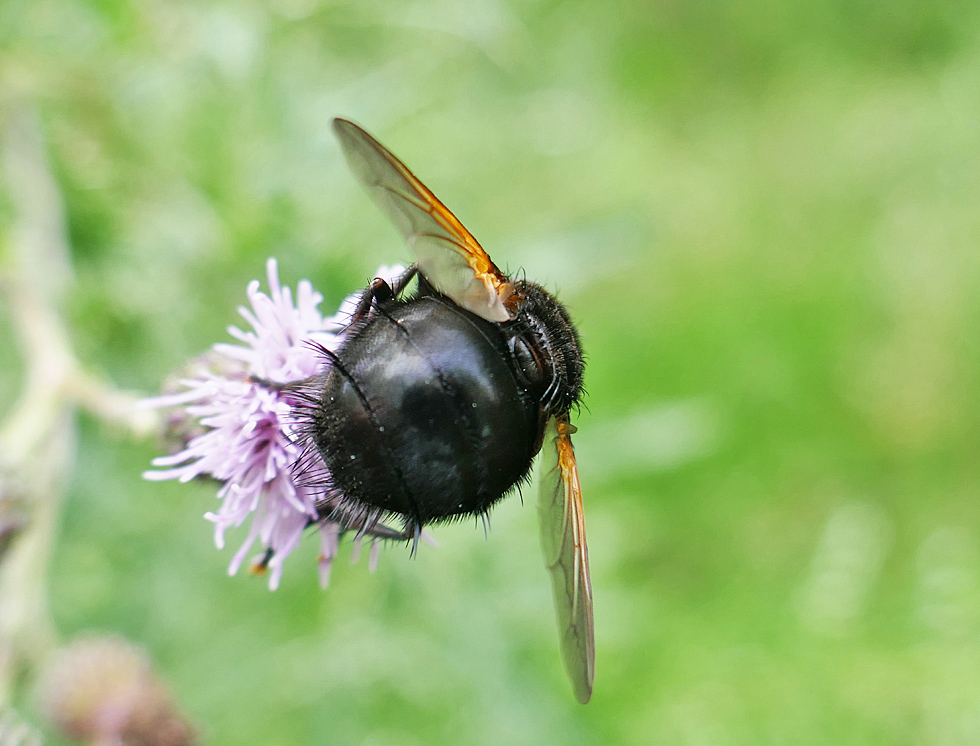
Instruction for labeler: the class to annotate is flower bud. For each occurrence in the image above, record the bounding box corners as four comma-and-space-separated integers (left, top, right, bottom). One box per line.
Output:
36, 635, 195, 746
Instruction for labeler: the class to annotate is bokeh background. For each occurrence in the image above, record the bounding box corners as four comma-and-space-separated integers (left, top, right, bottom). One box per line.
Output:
2, 0, 980, 743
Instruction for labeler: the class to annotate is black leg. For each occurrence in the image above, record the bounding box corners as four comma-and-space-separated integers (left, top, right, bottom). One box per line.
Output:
389, 263, 419, 296
340, 520, 415, 542
319, 505, 424, 555
322, 504, 418, 543
250, 514, 422, 578
342, 517, 424, 557
349, 264, 419, 326
248, 374, 315, 391
307, 509, 419, 543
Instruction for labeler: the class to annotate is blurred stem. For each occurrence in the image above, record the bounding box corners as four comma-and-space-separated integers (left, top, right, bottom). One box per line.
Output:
0, 105, 157, 704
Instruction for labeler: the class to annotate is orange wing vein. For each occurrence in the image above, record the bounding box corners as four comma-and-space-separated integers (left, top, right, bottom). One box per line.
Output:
332, 118, 514, 322
538, 415, 595, 703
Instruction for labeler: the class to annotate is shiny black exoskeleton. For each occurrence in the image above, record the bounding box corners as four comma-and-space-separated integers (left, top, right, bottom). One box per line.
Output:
295, 270, 583, 537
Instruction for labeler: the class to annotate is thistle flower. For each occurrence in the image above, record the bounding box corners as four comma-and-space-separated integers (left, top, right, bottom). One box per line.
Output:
143, 259, 401, 589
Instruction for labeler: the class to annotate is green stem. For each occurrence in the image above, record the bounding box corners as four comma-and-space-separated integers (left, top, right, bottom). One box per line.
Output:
0, 105, 156, 704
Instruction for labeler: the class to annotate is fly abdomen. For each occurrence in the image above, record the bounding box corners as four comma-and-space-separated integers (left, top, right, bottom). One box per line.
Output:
391, 298, 540, 511
313, 296, 540, 526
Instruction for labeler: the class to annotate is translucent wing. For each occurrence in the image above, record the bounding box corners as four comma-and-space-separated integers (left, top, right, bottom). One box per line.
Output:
538, 415, 595, 704
332, 118, 514, 322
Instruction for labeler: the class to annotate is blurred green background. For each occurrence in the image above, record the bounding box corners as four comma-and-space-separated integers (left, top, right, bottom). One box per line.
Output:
3, 0, 980, 743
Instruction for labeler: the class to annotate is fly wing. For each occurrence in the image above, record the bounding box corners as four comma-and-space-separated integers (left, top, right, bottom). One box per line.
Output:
538, 415, 595, 704
332, 118, 513, 322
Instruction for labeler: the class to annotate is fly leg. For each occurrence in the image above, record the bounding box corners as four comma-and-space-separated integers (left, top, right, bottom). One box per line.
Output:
315, 499, 425, 554
388, 263, 420, 297
329, 508, 420, 545
248, 375, 312, 391
340, 517, 425, 557
341, 520, 416, 542
248, 517, 418, 577
349, 264, 419, 325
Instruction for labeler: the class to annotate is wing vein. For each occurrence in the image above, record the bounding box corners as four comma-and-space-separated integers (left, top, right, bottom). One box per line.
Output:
538, 415, 595, 703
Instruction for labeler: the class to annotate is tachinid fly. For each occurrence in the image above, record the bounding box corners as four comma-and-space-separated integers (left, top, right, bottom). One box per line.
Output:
289, 119, 594, 703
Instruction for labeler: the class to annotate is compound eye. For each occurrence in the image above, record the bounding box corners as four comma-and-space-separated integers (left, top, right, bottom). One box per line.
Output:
510, 335, 548, 392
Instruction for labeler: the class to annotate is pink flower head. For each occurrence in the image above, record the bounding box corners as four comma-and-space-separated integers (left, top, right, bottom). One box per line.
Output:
143, 259, 404, 589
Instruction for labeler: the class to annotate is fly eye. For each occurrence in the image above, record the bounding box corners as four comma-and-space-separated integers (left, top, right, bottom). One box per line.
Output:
510, 335, 548, 391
